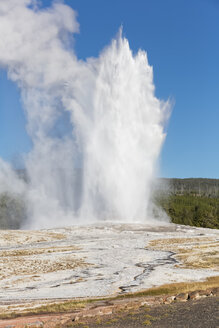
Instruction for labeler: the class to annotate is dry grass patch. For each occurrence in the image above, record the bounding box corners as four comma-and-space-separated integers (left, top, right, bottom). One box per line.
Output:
125, 276, 219, 298
0, 230, 66, 246
148, 237, 219, 270
143, 319, 152, 325
0, 254, 87, 279
0, 245, 80, 257
0, 244, 87, 281
0, 300, 87, 319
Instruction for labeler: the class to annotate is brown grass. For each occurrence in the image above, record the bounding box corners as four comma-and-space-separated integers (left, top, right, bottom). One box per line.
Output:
124, 276, 219, 298
0, 301, 87, 319
0, 230, 66, 246
0, 255, 87, 279
0, 244, 86, 280
0, 245, 79, 257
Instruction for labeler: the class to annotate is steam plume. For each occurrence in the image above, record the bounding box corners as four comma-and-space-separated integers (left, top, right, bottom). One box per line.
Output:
0, 0, 170, 228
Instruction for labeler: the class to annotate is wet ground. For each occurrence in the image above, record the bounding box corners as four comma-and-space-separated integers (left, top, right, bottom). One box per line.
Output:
0, 223, 218, 302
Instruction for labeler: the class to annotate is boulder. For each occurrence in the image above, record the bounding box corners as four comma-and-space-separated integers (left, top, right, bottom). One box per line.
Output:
189, 291, 200, 300
164, 295, 175, 304
211, 287, 219, 296
175, 293, 188, 302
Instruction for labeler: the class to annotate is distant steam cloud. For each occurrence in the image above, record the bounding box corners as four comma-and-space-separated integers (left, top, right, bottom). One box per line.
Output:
0, 0, 170, 228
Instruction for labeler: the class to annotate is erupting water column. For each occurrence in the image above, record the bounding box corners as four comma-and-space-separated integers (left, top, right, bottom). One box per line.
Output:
74, 35, 169, 222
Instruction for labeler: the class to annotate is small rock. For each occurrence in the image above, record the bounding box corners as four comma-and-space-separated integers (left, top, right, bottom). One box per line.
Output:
198, 290, 208, 298
139, 297, 157, 307
75, 305, 113, 320
156, 297, 165, 304
205, 288, 212, 296
189, 291, 200, 300
164, 296, 175, 304
198, 288, 212, 297
211, 287, 219, 296
90, 301, 114, 308
73, 315, 80, 322
98, 306, 113, 315
26, 321, 44, 328
175, 293, 188, 302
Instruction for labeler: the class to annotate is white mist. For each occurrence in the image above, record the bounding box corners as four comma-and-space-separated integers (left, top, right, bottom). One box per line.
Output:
0, 1, 170, 228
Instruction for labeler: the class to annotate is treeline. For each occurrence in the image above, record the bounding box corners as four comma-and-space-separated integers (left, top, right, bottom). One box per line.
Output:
155, 194, 219, 229
0, 192, 26, 229
159, 178, 219, 197
0, 178, 219, 230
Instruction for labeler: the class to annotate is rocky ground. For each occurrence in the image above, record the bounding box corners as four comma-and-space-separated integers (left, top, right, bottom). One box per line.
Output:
70, 296, 219, 328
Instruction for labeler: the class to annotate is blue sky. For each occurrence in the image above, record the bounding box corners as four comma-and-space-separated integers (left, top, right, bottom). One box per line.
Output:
0, 0, 219, 178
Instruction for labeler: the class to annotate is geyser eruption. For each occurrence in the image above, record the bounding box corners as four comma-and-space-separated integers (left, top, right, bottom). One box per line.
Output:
78, 35, 168, 222
0, 0, 170, 228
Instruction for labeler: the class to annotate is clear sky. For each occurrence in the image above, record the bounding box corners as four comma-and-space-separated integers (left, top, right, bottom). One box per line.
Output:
0, 0, 219, 178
